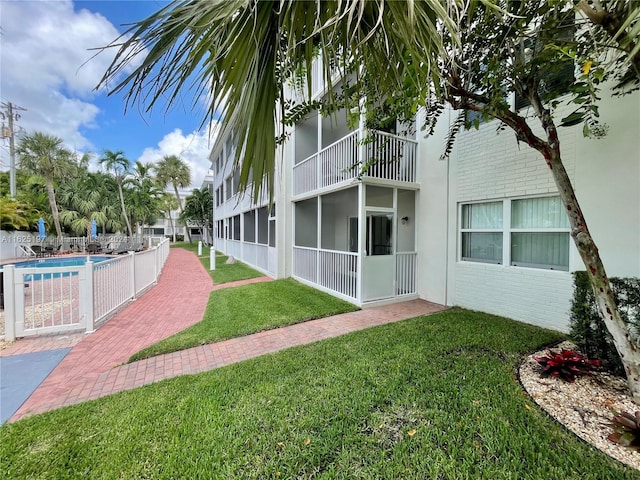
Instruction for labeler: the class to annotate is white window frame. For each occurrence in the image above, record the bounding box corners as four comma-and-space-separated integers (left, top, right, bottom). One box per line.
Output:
459, 201, 504, 265
459, 195, 571, 271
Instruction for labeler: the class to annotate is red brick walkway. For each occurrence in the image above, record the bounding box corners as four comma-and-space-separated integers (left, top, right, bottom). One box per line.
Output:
5, 249, 446, 422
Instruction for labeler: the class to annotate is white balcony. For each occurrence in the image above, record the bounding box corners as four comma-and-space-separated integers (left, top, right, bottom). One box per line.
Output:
293, 130, 418, 197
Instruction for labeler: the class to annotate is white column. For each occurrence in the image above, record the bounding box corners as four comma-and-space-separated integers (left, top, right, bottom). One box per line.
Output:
129, 251, 136, 299
83, 260, 95, 333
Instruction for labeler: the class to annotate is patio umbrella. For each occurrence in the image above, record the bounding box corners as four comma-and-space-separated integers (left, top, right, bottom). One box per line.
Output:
90, 219, 97, 239
38, 217, 46, 241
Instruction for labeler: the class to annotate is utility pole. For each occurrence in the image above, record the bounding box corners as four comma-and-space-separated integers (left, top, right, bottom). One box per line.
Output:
1, 101, 27, 199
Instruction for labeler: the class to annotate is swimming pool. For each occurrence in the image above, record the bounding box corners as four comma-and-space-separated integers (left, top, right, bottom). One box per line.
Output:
6, 256, 112, 269
1, 256, 113, 280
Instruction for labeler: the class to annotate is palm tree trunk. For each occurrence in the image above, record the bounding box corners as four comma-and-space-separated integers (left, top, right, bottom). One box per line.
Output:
45, 179, 63, 238
173, 184, 192, 242
118, 181, 133, 237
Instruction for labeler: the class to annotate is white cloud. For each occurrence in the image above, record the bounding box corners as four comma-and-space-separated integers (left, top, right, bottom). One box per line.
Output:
137, 122, 220, 189
0, 0, 140, 152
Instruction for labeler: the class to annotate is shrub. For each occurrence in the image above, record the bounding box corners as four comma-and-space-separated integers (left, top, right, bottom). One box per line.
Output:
608, 411, 640, 450
532, 348, 601, 382
569, 272, 640, 377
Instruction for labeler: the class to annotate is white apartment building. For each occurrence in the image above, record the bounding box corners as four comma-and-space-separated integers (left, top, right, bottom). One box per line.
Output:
209, 61, 640, 332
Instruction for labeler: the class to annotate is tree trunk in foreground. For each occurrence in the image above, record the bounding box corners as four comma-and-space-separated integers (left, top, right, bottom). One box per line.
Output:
518, 98, 640, 400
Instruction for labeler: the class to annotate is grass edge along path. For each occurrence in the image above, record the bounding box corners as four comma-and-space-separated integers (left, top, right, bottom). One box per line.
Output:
1, 309, 637, 479
128, 278, 360, 362
170, 241, 264, 284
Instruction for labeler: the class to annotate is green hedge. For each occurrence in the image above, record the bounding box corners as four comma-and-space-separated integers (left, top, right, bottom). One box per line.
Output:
569, 271, 640, 377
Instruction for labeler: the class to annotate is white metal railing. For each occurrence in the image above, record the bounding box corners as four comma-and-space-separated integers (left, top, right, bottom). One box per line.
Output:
2, 238, 171, 341
396, 252, 417, 295
215, 240, 270, 275
292, 130, 418, 196
364, 131, 418, 183
93, 256, 132, 325
293, 154, 318, 195
310, 56, 342, 99
318, 249, 358, 299
319, 131, 359, 188
293, 246, 318, 284
293, 247, 357, 300
292, 247, 416, 303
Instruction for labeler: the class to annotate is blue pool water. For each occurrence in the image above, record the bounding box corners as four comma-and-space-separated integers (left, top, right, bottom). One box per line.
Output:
2, 256, 112, 281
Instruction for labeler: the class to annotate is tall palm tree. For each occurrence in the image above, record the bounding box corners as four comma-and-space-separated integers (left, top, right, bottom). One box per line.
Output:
160, 193, 179, 242
58, 173, 102, 236
99, 150, 133, 237
128, 161, 164, 233
17, 132, 74, 238
179, 187, 213, 242
154, 154, 192, 242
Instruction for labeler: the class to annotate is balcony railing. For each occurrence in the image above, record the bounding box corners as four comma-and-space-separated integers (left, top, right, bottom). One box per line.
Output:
293, 130, 418, 197
292, 247, 417, 303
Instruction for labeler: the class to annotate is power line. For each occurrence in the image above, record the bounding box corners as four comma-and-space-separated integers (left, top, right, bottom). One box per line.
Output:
0, 101, 27, 198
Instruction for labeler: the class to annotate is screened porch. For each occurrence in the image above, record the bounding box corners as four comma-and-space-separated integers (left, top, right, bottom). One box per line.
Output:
292, 185, 418, 304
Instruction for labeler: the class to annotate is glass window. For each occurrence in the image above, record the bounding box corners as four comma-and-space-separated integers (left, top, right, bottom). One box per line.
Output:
232, 215, 240, 240
244, 210, 256, 243
460, 202, 503, 264
511, 196, 569, 270
269, 219, 276, 247
459, 197, 570, 270
366, 214, 393, 256
257, 207, 269, 244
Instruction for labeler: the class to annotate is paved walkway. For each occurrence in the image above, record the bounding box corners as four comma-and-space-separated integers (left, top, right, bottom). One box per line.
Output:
3, 249, 446, 423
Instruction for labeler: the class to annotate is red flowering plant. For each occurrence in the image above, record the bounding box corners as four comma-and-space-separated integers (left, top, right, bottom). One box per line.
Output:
532, 349, 602, 382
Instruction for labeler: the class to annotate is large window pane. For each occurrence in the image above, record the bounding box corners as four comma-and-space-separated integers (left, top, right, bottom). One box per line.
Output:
461, 232, 503, 263
511, 232, 569, 270
243, 210, 256, 243
462, 202, 502, 229
233, 215, 240, 240
257, 207, 269, 244
512, 196, 568, 228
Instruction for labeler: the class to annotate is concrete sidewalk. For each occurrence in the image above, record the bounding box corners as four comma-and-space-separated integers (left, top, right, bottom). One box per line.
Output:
3, 249, 446, 423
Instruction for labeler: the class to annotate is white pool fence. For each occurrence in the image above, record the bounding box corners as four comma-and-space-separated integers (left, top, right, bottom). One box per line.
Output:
1, 238, 170, 341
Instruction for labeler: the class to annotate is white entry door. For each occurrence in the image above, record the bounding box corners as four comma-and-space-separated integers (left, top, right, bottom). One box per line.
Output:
362, 211, 395, 301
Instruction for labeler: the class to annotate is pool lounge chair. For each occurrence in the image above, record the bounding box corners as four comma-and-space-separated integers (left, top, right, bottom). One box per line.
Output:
86, 243, 102, 254
113, 243, 132, 255
30, 245, 45, 258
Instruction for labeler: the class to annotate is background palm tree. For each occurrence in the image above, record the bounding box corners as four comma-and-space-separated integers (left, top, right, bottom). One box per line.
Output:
179, 187, 213, 243
99, 149, 133, 237
154, 154, 192, 242
128, 161, 164, 233
160, 193, 179, 242
17, 132, 74, 238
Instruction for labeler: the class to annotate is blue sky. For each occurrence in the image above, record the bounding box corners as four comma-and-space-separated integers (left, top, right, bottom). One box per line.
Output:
0, 0, 217, 188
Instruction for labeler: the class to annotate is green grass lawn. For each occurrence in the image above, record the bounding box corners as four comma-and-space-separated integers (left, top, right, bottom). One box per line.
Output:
170, 241, 264, 284
128, 279, 360, 362
2, 309, 636, 479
